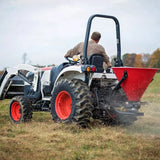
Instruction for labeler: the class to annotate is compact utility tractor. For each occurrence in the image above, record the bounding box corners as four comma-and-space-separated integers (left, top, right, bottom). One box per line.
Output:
0, 14, 158, 127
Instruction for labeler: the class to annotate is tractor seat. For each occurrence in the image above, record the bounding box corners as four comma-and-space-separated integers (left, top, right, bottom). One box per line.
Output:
88, 54, 104, 73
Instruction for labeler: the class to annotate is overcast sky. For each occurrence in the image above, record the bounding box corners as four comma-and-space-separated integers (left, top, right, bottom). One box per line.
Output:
0, 0, 160, 69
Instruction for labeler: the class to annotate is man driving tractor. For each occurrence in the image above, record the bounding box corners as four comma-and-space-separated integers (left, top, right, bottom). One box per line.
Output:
64, 31, 111, 67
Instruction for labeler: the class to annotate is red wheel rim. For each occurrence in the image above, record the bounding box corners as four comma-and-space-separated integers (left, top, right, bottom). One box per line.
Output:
55, 91, 72, 120
11, 101, 21, 121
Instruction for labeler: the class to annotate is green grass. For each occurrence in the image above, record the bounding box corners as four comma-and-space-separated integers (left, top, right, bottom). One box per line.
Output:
0, 73, 160, 160
145, 73, 160, 94
142, 73, 160, 102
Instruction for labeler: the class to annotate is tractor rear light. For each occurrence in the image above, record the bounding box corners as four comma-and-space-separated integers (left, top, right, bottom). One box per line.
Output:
86, 66, 91, 72
81, 65, 96, 72
92, 66, 96, 72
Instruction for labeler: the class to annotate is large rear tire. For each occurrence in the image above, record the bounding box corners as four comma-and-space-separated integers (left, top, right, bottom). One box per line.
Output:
9, 96, 32, 123
51, 79, 93, 127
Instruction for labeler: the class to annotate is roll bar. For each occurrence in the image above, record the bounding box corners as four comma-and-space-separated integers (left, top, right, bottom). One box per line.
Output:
82, 14, 123, 66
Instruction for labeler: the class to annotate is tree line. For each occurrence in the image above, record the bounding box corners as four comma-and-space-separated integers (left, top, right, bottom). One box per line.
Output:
122, 48, 160, 68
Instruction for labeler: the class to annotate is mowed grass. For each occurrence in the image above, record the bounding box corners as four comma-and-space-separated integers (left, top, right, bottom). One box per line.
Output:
0, 74, 160, 160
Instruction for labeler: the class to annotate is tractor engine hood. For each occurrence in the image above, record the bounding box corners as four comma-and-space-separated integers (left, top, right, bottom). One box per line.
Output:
112, 67, 158, 101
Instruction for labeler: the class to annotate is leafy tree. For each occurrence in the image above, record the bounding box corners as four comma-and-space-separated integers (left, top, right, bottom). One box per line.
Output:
122, 53, 136, 67
142, 53, 151, 67
122, 53, 152, 67
149, 48, 160, 68
134, 54, 143, 67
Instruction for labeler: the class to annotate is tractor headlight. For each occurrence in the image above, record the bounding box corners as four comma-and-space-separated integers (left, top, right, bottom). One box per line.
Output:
73, 55, 79, 62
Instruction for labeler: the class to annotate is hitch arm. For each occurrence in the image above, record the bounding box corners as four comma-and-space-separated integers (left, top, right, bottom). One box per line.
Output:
113, 70, 128, 91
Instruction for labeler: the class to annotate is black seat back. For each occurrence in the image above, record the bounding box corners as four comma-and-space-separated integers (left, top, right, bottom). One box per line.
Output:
88, 54, 104, 73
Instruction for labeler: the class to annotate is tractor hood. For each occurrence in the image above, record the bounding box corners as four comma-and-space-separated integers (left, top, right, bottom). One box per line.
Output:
112, 67, 158, 101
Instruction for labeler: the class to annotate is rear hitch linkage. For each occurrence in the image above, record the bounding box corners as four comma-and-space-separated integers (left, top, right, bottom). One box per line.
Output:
113, 70, 128, 91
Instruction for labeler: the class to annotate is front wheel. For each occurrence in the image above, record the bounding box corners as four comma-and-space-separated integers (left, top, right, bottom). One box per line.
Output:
9, 96, 32, 123
51, 79, 93, 127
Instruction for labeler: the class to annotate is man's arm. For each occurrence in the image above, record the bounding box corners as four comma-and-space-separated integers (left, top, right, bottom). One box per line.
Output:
64, 42, 82, 58
103, 54, 111, 66
100, 45, 111, 66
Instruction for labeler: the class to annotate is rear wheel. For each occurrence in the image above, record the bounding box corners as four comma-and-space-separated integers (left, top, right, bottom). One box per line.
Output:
51, 79, 93, 127
9, 96, 32, 123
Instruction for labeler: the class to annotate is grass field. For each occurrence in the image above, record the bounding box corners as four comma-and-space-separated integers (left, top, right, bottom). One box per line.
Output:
0, 74, 160, 160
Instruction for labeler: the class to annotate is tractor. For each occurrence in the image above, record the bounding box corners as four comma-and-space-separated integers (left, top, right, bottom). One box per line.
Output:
0, 14, 158, 127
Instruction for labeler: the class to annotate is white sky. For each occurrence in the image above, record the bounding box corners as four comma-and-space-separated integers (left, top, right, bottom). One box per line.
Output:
0, 0, 160, 69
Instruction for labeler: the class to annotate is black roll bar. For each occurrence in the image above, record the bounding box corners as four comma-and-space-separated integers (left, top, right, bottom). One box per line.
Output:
83, 14, 123, 66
